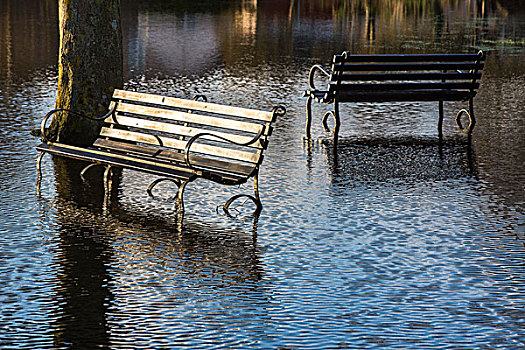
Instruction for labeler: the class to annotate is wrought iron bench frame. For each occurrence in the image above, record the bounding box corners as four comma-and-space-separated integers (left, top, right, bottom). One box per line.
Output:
36, 89, 285, 219
303, 50, 486, 144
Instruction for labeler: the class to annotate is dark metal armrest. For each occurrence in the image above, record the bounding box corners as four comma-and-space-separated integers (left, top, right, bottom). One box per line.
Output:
184, 126, 266, 169
308, 64, 331, 91
39, 104, 117, 142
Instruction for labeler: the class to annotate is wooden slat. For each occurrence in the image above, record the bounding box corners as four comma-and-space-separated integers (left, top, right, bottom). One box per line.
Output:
336, 72, 482, 82
330, 82, 480, 91
99, 127, 262, 164
93, 139, 255, 178
115, 102, 268, 135
103, 114, 267, 149
332, 62, 484, 72
334, 90, 473, 102
333, 53, 484, 63
112, 89, 275, 122
37, 142, 198, 179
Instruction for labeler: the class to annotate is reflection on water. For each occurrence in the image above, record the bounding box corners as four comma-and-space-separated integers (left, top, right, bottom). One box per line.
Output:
317, 136, 477, 186
1, 0, 524, 348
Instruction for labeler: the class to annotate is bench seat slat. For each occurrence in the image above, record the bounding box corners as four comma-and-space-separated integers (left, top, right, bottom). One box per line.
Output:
333, 53, 483, 63
102, 115, 268, 149
115, 102, 269, 135
99, 127, 262, 164
36, 142, 198, 180
113, 89, 276, 122
93, 138, 256, 179
338, 72, 482, 81
333, 62, 484, 72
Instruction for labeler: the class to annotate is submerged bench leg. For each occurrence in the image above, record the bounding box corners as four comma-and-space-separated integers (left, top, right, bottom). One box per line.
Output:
322, 101, 341, 147
147, 178, 182, 201
438, 100, 444, 140
175, 179, 190, 214
222, 171, 263, 218
455, 97, 476, 135
36, 152, 45, 192
305, 96, 313, 139
103, 165, 113, 195
333, 101, 341, 147
80, 163, 103, 182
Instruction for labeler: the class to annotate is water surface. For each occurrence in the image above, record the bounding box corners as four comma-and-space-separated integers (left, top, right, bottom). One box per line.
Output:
1, 0, 524, 348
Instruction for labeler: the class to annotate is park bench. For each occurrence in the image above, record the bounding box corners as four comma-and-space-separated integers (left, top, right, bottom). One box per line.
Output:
303, 50, 486, 143
36, 89, 285, 217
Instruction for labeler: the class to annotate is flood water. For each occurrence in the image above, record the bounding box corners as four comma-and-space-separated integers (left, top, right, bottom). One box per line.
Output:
1, 0, 524, 348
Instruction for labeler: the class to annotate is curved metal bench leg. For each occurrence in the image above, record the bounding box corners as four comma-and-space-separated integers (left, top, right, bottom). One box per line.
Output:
321, 101, 341, 147
223, 194, 263, 218
222, 171, 263, 218
103, 165, 113, 195
147, 178, 182, 201
36, 152, 45, 193
80, 163, 104, 182
455, 98, 476, 135
175, 179, 190, 214
333, 101, 341, 147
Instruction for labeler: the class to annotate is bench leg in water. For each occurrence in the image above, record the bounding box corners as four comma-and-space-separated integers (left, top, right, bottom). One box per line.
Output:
305, 96, 313, 139
222, 171, 263, 218
146, 177, 192, 217
455, 97, 476, 136
438, 100, 444, 140
36, 152, 45, 193
321, 101, 341, 148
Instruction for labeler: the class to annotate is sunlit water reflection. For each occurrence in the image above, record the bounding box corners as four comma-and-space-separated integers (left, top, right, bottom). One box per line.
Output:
1, 0, 524, 349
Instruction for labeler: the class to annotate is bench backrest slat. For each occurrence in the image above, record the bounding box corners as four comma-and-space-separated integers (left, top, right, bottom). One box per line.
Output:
339, 72, 482, 81
93, 138, 255, 178
333, 53, 482, 63
330, 82, 480, 91
113, 89, 276, 122
114, 102, 268, 135
333, 62, 484, 72
99, 126, 262, 164
104, 114, 267, 148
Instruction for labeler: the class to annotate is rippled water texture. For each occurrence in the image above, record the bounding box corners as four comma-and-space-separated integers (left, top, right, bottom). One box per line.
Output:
1, 0, 524, 348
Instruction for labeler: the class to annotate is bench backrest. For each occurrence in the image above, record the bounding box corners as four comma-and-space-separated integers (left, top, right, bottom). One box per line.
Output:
328, 51, 485, 102
94, 89, 280, 184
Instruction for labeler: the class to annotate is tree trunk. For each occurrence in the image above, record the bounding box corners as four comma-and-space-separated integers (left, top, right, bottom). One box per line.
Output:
53, 0, 122, 146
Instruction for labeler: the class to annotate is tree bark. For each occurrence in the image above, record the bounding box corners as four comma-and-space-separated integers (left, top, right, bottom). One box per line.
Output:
53, 0, 122, 146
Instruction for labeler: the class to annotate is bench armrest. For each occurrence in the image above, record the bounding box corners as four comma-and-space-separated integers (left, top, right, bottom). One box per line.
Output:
308, 64, 331, 91
40, 105, 117, 142
184, 126, 266, 170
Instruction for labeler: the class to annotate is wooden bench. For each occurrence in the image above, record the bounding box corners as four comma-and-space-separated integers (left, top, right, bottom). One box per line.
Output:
36, 89, 285, 217
303, 50, 486, 144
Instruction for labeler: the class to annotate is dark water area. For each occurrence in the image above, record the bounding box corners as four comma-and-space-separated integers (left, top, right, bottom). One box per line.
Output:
1, 0, 524, 348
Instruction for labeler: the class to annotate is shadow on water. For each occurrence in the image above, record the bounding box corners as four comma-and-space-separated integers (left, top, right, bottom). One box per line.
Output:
41, 158, 264, 348
307, 136, 477, 188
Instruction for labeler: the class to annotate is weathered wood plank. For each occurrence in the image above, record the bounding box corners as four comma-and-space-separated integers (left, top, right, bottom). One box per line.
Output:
102, 114, 267, 149
93, 138, 255, 178
38, 142, 199, 179
99, 127, 262, 164
112, 89, 275, 122
115, 102, 268, 135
